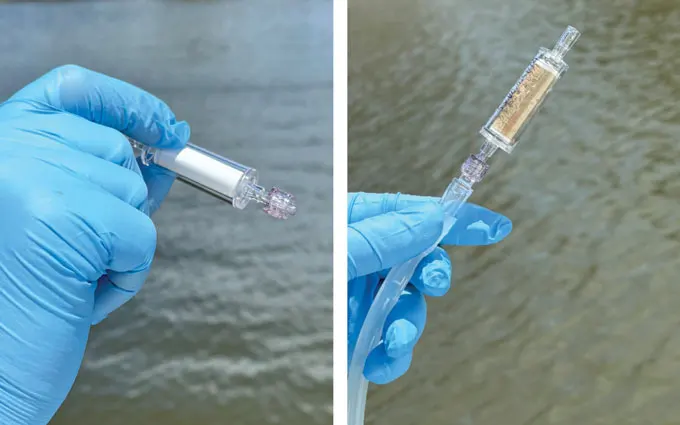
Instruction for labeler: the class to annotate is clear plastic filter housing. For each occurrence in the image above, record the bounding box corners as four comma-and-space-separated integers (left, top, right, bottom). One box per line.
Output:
480, 26, 580, 153
129, 139, 296, 220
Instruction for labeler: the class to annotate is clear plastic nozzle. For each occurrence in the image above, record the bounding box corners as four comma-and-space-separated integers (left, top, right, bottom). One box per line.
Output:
551, 26, 580, 59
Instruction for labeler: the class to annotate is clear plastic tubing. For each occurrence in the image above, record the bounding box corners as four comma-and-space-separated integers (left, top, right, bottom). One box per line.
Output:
129, 139, 296, 220
347, 26, 580, 425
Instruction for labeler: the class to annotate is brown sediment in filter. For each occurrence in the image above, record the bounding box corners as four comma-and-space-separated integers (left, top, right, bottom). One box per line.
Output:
489, 61, 558, 144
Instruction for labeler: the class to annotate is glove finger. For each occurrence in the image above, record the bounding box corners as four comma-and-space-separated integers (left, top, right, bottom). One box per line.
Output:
347, 192, 512, 246
442, 203, 512, 246
2, 102, 142, 172
51, 120, 177, 216
40, 117, 179, 216
90, 196, 158, 325
348, 192, 438, 224
9, 64, 190, 150
364, 343, 413, 385
38, 149, 150, 214
382, 285, 426, 359
93, 271, 149, 326
348, 203, 444, 280
378, 247, 451, 297
138, 161, 177, 216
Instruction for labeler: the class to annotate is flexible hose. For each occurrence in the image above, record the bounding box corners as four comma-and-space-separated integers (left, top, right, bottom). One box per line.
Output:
347, 179, 473, 425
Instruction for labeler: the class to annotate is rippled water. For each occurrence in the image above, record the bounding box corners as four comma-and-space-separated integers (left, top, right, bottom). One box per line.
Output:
350, 0, 680, 423
0, 1, 332, 424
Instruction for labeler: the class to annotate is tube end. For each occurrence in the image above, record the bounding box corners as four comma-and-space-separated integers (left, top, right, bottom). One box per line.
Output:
263, 187, 296, 219
552, 26, 580, 59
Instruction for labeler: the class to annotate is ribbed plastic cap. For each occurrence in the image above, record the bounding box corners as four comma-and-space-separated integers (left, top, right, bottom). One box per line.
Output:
263, 187, 296, 219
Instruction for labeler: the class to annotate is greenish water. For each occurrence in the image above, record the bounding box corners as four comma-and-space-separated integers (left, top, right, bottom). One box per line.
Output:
0, 1, 332, 424
350, 0, 680, 424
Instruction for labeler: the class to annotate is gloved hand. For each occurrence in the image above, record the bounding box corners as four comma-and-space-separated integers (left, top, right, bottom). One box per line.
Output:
348, 192, 512, 384
0, 65, 190, 424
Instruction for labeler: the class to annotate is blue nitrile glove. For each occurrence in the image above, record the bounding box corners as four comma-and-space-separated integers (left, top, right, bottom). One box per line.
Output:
0, 65, 190, 424
348, 192, 512, 384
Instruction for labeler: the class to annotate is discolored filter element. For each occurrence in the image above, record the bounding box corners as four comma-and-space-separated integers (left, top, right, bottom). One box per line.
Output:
488, 59, 558, 145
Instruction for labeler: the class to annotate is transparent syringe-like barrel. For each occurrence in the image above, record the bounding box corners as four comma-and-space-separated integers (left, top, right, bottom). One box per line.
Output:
130, 140, 296, 220
347, 26, 580, 425
481, 26, 580, 153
